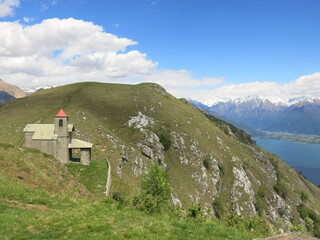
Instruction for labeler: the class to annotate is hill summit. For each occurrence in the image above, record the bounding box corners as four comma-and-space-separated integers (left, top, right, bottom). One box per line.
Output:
0, 82, 319, 235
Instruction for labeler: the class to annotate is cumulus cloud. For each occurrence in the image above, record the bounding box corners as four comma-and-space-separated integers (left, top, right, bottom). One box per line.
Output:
0, 18, 158, 87
189, 73, 320, 101
23, 17, 34, 23
0, 0, 19, 17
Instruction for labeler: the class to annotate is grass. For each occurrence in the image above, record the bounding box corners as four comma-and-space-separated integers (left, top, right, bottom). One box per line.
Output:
0, 143, 264, 239
0, 199, 262, 240
66, 161, 108, 197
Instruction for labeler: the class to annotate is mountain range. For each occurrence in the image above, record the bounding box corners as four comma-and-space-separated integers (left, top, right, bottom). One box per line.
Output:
191, 96, 320, 136
0, 79, 27, 104
0, 82, 319, 237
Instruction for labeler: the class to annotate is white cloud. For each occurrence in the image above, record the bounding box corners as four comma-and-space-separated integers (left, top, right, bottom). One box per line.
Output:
23, 17, 34, 23
142, 69, 223, 88
0, 18, 158, 87
0, 0, 19, 17
188, 73, 320, 101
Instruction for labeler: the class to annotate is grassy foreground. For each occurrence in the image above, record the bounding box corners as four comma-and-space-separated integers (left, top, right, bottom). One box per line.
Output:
0, 143, 263, 240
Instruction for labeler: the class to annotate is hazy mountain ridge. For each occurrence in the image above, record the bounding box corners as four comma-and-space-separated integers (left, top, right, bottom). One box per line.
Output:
192, 96, 320, 135
0, 79, 28, 104
0, 91, 15, 104
0, 79, 26, 99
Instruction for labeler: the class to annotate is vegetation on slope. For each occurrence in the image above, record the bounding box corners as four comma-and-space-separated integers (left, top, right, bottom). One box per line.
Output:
0, 82, 319, 237
0, 143, 264, 239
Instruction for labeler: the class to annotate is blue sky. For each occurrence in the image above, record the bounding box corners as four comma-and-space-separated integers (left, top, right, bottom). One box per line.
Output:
0, 0, 320, 100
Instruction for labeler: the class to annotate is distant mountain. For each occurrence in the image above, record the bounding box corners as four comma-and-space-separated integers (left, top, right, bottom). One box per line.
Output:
23, 85, 54, 95
0, 79, 26, 98
192, 96, 320, 135
0, 91, 15, 104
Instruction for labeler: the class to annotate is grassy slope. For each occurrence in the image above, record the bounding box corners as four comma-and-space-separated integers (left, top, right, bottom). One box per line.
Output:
0, 82, 319, 233
0, 143, 261, 240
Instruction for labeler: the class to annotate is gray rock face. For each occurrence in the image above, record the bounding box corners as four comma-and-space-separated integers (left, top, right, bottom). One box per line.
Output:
138, 128, 165, 166
127, 112, 154, 129
231, 166, 256, 216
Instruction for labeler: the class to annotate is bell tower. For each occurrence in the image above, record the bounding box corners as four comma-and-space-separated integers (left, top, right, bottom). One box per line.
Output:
54, 109, 69, 164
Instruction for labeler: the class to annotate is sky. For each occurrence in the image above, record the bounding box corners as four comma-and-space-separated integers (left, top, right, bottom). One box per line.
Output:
0, 0, 320, 101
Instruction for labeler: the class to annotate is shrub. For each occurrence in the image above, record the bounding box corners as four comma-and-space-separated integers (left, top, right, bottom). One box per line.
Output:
297, 204, 320, 237
157, 128, 172, 151
300, 191, 308, 202
242, 161, 249, 170
289, 224, 306, 232
226, 214, 269, 234
188, 203, 203, 218
278, 208, 285, 217
257, 187, 266, 198
273, 181, 288, 199
112, 192, 125, 204
218, 163, 225, 176
135, 163, 171, 213
203, 156, 211, 170
255, 197, 265, 217
212, 196, 224, 219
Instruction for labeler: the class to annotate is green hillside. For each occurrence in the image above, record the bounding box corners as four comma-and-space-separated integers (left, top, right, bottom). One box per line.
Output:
0, 82, 320, 238
0, 143, 261, 239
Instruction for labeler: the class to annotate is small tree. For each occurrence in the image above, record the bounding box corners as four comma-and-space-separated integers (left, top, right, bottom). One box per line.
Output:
136, 163, 171, 213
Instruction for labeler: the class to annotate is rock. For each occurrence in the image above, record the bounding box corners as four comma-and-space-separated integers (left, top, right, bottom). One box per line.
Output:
171, 194, 182, 208
127, 112, 155, 129
231, 166, 256, 216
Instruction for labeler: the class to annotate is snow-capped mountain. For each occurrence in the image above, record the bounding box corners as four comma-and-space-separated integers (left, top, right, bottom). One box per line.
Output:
23, 85, 54, 95
201, 95, 320, 107
191, 96, 320, 135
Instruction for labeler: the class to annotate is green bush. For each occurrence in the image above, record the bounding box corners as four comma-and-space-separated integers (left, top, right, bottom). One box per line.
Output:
188, 203, 203, 218
135, 163, 171, 213
278, 208, 285, 217
257, 187, 266, 198
297, 204, 320, 237
112, 192, 125, 204
157, 128, 172, 151
255, 186, 267, 216
212, 196, 224, 219
273, 181, 288, 199
203, 156, 212, 170
255, 197, 265, 217
289, 224, 306, 232
226, 214, 269, 234
242, 161, 249, 170
218, 163, 225, 177
300, 191, 308, 202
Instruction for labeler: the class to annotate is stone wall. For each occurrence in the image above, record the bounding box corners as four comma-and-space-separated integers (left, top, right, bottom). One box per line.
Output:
80, 149, 91, 165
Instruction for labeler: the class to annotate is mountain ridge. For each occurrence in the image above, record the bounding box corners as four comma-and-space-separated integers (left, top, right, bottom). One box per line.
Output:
199, 96, 320, 107
0, 79, 27, 99
191, 96, 320, 135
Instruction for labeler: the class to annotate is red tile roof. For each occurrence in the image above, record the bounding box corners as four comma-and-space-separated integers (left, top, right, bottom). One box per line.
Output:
56, 108, 68, 117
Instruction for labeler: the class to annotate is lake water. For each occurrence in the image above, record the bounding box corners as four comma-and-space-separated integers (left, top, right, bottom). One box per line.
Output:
253, 138, 320, 186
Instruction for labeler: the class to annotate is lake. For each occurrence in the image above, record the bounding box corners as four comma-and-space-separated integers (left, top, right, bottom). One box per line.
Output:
254, 138, 320, 186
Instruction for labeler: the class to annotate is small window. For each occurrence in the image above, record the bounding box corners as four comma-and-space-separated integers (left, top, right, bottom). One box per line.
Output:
59, 119, 63, 127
